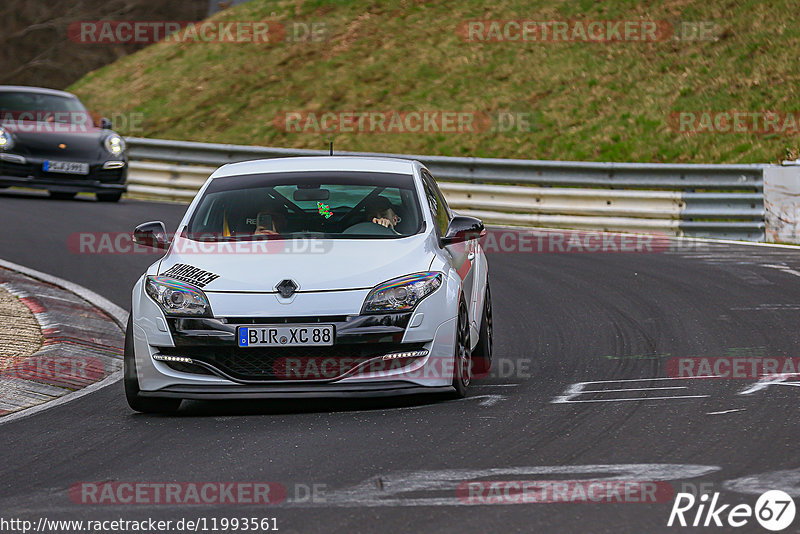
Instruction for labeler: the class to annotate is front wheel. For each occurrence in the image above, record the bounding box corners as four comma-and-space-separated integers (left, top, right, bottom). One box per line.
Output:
471, 282, 493, 378
450, 299, 472, 398
124, 316, 181, 414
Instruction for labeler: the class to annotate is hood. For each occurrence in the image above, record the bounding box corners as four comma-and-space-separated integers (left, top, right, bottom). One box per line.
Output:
158, 234, 436, 293
3, 121, 107, 159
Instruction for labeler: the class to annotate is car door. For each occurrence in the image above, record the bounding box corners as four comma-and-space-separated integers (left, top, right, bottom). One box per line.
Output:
421, 169, 476, 308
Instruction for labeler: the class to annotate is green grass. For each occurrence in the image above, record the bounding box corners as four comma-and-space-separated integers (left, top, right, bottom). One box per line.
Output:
69, 0, 800, 163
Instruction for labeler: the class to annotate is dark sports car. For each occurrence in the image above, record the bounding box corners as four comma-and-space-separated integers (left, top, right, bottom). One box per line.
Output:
0, 85, 127, 202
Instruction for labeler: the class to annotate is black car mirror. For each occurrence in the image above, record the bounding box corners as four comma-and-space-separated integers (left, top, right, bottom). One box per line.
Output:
133, 221, 171, 249
100, 117, 113, 129
293, 188, 330, 201
442, 216, 485, 245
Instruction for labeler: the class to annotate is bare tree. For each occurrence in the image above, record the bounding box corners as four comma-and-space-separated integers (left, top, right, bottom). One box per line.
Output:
0, 0, 207, 89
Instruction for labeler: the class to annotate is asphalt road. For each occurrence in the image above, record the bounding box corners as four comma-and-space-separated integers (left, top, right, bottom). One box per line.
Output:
1, 190, 800, 533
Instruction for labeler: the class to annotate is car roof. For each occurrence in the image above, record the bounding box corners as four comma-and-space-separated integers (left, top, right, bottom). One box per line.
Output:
0, 85, 79, 99
210, 156, 419, 179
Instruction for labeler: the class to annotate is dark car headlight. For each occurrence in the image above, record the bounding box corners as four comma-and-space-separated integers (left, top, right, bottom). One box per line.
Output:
145, 276, 212, 317
0, 127, 14, 151
362, 272, 442, 313
103, 134, 125, 155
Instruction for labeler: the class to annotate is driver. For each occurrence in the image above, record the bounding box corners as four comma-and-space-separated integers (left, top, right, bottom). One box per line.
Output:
365, 196, 401, 231
253, 200, 288, 236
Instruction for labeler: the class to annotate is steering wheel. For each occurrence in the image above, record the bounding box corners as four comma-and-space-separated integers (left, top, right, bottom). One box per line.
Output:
342, 221, 398, 236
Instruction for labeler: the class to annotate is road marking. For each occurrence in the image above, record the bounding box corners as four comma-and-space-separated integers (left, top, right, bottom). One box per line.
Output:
739, 373, 800, 395
285, 464, 721, 507
706, 408, 745, 415
552, 377, 712, 404
762, 264, 800, 277
337, 394, 508, 414
725, 467, 800, 496
731, 304, 800, 311
581, 386, 687, 393
472, 394, 507, 407
564, 376, 711, 384
556, 395, 709, 404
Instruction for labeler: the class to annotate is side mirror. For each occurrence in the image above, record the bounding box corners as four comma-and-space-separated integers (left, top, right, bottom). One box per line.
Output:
133, 221, 171, 249
100, 117, 113, 129
442, 216, 485, 245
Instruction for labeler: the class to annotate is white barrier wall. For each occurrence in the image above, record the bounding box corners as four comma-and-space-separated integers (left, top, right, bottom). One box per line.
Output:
764, 164, 800, 243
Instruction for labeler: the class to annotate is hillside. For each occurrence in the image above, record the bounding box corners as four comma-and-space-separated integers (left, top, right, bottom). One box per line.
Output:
69, 0, 800, 163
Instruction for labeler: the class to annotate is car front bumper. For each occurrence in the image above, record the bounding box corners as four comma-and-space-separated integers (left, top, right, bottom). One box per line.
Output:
138, 382, 454, 400
0, 155, 127, 193
131, 280, 460, 397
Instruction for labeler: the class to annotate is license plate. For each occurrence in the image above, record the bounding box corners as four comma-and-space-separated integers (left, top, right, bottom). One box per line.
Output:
43, 160, 89, 175
237, 325, 334, 347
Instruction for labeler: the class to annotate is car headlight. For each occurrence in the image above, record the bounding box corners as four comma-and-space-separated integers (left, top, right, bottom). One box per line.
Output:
145, 276, 211, 317
103, 134, 125, 155
362, 272, 442, 313
0, 127, 13, 151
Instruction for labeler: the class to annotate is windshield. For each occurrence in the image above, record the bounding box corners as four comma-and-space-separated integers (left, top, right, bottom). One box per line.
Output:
185, 170, 424, 241
0, 91, 90, 125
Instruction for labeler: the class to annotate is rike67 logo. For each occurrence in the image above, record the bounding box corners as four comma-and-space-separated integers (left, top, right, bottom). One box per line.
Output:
668, 490, 796, 531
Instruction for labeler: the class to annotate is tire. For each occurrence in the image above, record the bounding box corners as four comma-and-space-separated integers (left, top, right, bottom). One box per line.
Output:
96, 192, 122, 203
49, 191, 76, 200
124, 316, 181, 413
471, 282, 493, 378
450, 298, 472, 398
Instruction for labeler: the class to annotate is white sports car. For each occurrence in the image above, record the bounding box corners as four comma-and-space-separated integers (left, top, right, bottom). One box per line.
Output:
125, 156, 492, 412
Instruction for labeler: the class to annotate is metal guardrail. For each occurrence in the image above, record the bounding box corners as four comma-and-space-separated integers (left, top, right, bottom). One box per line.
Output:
125, 137, 768, 241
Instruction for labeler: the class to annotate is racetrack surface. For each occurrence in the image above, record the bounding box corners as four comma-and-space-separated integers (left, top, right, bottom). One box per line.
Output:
1, 190, 800, 533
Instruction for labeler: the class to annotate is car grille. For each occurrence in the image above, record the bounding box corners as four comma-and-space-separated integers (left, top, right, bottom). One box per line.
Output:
0, 160, 35, 178
157, 342, 426, 382
221, 316, 350, 325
